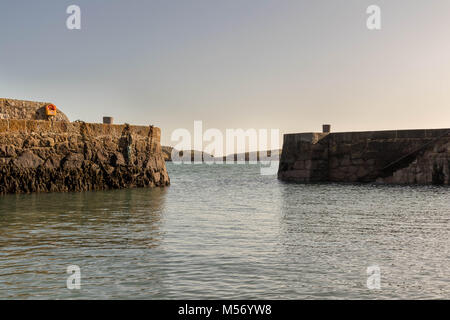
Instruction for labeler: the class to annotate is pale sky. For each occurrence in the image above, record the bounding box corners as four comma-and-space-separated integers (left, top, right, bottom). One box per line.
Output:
1, 0, 449, 152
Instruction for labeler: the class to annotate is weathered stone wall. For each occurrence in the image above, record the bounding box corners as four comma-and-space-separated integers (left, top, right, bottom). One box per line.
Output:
277, 133, 330, 182
0, 119, 169, 194
377, 136, 450, 184
278, 129, 450, 185
0, 98, 69, 122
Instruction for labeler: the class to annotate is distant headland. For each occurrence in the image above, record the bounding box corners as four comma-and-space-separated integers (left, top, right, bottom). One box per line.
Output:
162, 146, 280, 163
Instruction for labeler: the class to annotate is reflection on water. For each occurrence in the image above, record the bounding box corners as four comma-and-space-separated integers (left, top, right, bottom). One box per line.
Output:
0, 189, 167, 248
0, 163, 449, 299
0, 189, 167, 299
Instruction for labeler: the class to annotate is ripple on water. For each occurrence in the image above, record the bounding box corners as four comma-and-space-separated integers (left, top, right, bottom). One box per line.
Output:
0, 163, 449, 299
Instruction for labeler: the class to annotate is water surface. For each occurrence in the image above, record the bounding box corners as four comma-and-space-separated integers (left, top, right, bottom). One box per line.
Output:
0, 163, 449, 299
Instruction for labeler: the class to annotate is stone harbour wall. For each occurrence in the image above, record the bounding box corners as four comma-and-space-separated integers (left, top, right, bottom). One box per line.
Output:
0, 119, 170, 194
278, 129, 450, 185
0, 98, 70, 122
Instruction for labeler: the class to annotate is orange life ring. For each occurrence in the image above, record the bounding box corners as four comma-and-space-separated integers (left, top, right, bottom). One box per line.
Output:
45, 104, 57, 116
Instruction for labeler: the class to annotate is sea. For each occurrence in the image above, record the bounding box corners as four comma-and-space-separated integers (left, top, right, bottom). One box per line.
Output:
0, 163, 448, 299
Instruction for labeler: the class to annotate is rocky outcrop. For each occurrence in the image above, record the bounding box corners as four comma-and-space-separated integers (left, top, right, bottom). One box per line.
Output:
0, 119, 170, 194
0, 98, 69, 122
278, 129, 450, 185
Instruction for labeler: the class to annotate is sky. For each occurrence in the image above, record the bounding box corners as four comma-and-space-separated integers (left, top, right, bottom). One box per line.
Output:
1, 0, 450, 153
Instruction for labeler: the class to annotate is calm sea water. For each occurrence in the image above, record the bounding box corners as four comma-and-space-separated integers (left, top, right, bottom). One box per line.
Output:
0, 163, 449, 299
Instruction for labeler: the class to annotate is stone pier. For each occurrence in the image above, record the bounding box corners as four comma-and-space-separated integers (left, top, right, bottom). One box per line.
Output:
0, 98, 169, 194
278, 128, 450, 185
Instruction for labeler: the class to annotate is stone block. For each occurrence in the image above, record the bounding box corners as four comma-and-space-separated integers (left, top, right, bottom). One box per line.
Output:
152, 127, 161, 141
110, 124, 125, 137
36, 120, 52, 133
9, 120, 26, 133
340, 155, 351, 166
293, 160, 304, 170
40, 137, 55, 147
351, 158, 364, 166
371, 130, 398, 140
25, 120, 38, 133
12, 151, 44, 169
52, 121, 69, 133
86, 123, 104, 136
132, 125, 150, 137
101, 124, 114, 136
396, 129, 426, 139
0, 120, 9, 133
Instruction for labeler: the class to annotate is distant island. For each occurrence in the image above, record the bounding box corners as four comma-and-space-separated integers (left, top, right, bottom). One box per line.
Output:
162, 146, 281, 162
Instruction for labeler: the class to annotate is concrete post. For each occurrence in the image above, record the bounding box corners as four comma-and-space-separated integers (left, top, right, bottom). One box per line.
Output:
103, 117, 114, 125
322, 124, 331, 133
